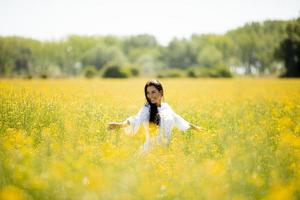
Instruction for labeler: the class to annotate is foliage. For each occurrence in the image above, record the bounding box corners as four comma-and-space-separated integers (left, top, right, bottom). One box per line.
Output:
227, 20, 288, 74
163, 38, 196, 68
187, 66, 233, 78
123, 34, 159, 55
83, 66, 99, 78
102, 65, 129, 78
0, 19, 294, 77
276, 18, 300, 77
196, 45, 223, 68
157, 69, 186, 78
81, 45, 126, 70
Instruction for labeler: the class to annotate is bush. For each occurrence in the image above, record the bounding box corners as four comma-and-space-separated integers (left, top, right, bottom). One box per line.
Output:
187, 68, 198, 78
214, 66, 233, 78
130, 68, 139, 77
102, 65, 129, 78
25, 74, 33, 79
40, 74, 48, 79
83, 66, 98, 78
186, 66, 233, 78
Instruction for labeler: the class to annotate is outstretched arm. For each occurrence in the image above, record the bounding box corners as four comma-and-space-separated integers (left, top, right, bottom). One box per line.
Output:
108, 105, 149, 132
108, 120, 129, 130
171, 109, 205, 133
189, 123, 206, 132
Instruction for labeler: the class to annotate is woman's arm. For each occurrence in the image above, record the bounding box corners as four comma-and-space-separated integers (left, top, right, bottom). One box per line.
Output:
168, 104, 205, 133
189, 123, 206, 132
108, 105, 149, 132
108, 120, 129, 130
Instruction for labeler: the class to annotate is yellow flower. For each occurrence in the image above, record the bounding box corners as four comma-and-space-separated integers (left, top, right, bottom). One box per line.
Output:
0, 185, 27, 200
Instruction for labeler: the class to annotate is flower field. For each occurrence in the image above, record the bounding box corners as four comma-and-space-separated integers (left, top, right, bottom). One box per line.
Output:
0, 78, 299, 200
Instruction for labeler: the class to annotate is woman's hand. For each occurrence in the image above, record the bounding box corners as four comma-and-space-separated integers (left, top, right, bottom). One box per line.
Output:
190, 123, 206, 132
108, 122, 121, 130
108, 121, 128, 130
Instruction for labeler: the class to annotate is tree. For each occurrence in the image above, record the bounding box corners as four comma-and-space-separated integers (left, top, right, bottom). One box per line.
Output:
123, 34, 158, 55
276, 18, 300, 77
82, 45, 126, 70
164, 38, 196, 68
197, 46, 223, 68
228, 21, 289, 74
191, 34, 235, 67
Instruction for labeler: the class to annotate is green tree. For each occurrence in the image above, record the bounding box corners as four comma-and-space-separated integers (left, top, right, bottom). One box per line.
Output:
191, 34, 235, 67
227, 21, 288, 74
123, 34, 158, 55
164, 38, 196, 68
276, 18, 300, 77
82, 45, 126, 70
197, 46, 223, 68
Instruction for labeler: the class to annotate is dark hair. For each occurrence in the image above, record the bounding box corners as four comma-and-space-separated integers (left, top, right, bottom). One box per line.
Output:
144, 80, 164, 126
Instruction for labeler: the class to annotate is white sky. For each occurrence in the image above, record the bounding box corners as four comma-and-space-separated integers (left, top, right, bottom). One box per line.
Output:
0, 0, 299, 45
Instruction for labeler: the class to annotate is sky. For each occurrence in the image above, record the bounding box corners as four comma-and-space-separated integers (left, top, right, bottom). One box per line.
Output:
0, 0, 299, 45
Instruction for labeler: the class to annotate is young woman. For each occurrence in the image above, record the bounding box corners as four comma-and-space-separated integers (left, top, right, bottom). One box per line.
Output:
108, 79, 204, 153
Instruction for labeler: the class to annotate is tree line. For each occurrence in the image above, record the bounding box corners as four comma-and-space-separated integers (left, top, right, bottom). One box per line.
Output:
0, 18, 299, 78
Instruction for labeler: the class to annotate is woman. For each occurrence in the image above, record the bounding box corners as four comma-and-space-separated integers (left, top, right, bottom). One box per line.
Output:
108, 80, 204, 153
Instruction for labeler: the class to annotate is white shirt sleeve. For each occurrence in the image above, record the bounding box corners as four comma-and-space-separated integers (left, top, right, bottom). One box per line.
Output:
165, 103, 190, 132
173, 112, 190, 131
124, 105, 149, 135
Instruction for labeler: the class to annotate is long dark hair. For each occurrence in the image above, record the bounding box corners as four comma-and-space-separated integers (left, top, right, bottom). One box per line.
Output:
144, 80, 164, 126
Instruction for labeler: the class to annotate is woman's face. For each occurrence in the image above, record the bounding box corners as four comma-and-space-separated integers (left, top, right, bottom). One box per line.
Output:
146, 85, 163, 105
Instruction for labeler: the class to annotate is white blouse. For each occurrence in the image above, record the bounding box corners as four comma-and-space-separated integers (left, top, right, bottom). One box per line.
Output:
124, 102, 191, 153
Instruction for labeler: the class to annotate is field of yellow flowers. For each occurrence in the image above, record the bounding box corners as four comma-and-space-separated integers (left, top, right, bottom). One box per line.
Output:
0, 78, 299, 200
